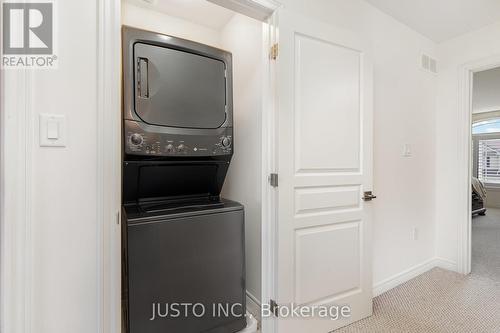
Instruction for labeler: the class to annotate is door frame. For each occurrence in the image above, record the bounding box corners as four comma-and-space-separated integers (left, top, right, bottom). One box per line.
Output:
458, 54, 500, 275
97, 0, 122, 332
0, 55, 35, 333
261, 8, 280, 333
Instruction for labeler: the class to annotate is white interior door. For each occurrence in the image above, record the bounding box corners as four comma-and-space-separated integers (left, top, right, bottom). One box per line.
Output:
275, 8, 373, 333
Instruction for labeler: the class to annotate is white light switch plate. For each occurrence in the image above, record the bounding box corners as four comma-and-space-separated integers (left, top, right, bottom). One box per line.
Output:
40, 114, 66, 147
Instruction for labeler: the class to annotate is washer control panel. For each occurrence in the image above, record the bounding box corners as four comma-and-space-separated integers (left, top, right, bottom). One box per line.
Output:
124, 120, 233, 157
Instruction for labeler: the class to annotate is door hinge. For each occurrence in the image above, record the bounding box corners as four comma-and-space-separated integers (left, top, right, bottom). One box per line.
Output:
270, 43, 279, 60
269, 173, 278, 187
270, 299, 279, 317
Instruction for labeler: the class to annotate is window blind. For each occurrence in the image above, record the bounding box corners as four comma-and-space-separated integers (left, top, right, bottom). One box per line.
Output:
478, 139, 500, 184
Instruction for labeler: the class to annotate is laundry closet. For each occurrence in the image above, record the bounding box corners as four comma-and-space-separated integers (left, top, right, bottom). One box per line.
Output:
120, 1, 266, 332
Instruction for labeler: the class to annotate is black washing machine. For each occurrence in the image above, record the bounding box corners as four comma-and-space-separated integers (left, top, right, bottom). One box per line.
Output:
123, 199, 245, 333
121, 27, 246, 333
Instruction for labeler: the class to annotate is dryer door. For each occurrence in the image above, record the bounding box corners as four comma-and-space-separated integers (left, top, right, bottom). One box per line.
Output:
134, 43, 227, 129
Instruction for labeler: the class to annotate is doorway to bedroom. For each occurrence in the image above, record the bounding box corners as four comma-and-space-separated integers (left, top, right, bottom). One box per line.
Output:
471, 66, 500, 280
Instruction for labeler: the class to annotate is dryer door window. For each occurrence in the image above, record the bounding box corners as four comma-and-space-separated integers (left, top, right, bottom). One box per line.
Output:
134, 43, 227, 129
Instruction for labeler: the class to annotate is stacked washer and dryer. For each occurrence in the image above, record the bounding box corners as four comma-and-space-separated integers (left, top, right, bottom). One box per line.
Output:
121, 27, 246, 333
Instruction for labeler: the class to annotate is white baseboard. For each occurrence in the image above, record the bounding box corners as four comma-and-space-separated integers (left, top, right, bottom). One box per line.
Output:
372, 257, 457, 297
246, 291, 261, 322
433, 257, 458, 272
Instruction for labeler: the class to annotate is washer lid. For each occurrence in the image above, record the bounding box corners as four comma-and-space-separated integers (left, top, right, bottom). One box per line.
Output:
134, 42, 227, 129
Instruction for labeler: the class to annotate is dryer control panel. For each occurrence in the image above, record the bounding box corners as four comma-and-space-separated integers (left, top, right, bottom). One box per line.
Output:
124, 120, 232, 157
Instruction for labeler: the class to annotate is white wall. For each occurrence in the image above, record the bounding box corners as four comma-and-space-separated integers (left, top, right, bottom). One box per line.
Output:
436, 22, 500, 265
279, 0, 438, 287
485, 188, 500, 208
31, 0, 99, 332
219, 14, 263, 306
121, 3, 222, 48
367, 5, 437, 286
473, 66, 500, 114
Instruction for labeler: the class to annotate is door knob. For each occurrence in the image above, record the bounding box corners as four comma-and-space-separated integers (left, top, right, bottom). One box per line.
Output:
363, 191, 377, 201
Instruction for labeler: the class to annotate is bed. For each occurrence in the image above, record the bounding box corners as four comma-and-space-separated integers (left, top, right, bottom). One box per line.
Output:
472, 177, 487, 216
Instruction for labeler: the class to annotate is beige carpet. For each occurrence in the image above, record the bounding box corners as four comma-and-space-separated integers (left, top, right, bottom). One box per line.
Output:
471, 208, 500, 280
336, 209, 500, 332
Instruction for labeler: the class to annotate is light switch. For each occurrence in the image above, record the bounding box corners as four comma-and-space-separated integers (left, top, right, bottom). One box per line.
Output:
47, 120, 59, 139
40, 114, 66, 147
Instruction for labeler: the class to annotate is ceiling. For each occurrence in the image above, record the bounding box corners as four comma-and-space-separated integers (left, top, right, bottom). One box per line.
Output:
124, 0, 235, 30
365, 0, 500, 42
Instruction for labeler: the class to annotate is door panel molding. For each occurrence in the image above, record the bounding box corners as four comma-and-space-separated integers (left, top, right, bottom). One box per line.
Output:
294, 221, 361, 304
294, 185, 361, 215
293, 33, 362, 174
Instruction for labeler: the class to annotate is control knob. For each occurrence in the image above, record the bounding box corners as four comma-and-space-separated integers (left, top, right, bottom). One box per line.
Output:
221, 137, 231, 148
177, 144, 187, 153
165, 144, 175, 153
130, 133, 144, 146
